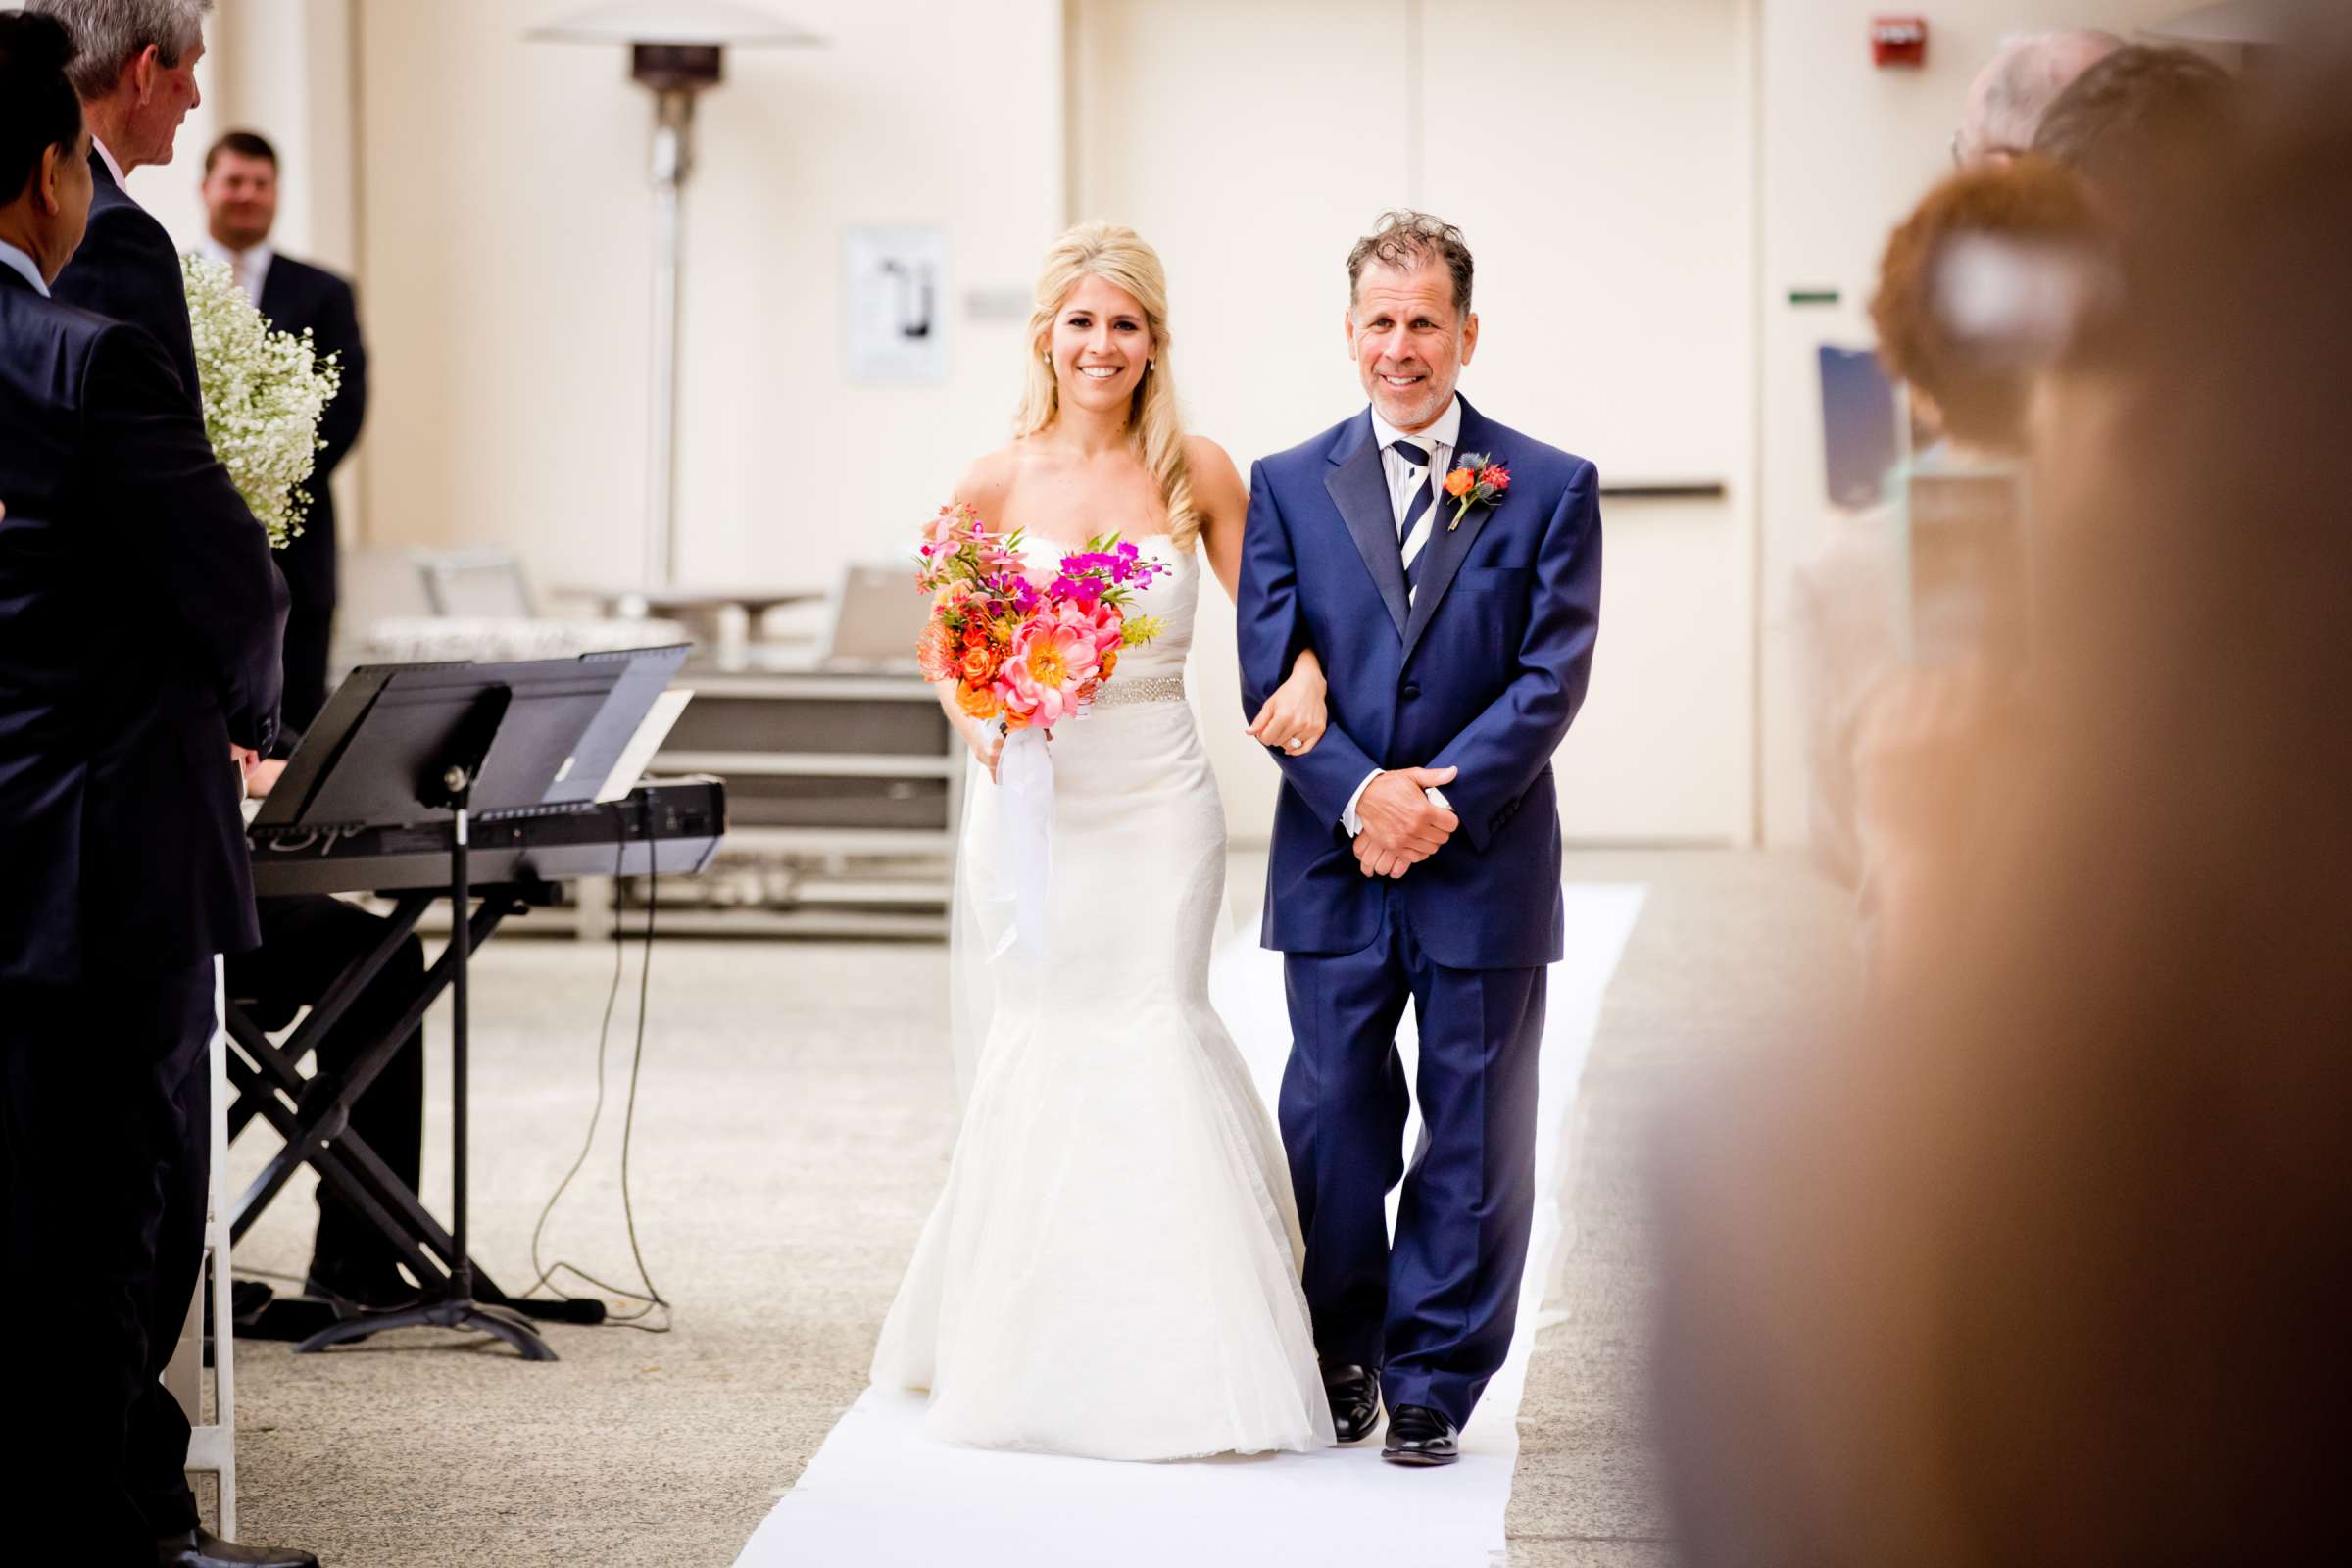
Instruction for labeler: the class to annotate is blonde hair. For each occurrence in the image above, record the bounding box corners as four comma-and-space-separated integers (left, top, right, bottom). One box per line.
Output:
1015, 221, 1199, 549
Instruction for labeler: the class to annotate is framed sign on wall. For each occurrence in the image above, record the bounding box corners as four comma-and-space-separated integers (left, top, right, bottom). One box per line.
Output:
845, 226, 948, 384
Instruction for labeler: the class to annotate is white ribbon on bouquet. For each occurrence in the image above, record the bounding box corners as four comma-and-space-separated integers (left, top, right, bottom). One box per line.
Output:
990, 727, 1054, 962
946, 725, 1054, 1103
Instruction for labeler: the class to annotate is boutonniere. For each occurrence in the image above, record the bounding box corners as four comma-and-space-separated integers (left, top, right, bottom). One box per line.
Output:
1441, 453, 1510, 529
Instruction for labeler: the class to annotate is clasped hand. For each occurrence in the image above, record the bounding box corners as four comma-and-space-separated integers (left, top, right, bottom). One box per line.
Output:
229, 744, 285, 800
1352, 765, 1459, 878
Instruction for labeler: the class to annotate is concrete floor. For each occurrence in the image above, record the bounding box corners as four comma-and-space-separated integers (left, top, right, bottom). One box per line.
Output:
217, 849, 1856, 1567
1503, 852, 1858, 1568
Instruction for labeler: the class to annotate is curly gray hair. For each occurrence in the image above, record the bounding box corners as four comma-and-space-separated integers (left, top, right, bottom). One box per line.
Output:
1347, 210, 1475, 318
26, 0, 212, 99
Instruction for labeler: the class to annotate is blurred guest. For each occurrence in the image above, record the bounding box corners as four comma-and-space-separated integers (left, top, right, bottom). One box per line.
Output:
1658, 39, 2351, 1565
1850, 160, 2108, 979
1952, 29, 2120, 168
2033, 43, 2238, 224
200, 129, 368, 734
0, 15, 315, 1568
1792, 159, 2101, 946
31, 0, 213, 409
1868, 160, 2103, 457
1802, 24, 2126, 894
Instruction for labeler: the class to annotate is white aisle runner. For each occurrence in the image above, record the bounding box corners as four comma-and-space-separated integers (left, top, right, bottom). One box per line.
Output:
735, 883, 1646, 1568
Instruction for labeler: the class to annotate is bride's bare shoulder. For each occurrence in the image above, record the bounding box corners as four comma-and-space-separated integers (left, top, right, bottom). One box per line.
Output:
1185, 434, 1248, 513
951, 441, 1039, 516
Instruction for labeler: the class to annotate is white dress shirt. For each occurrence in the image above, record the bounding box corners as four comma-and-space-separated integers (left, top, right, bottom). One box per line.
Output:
1339, 397, 1462, 838
0, 238, 49, 297
198, 237, 274, 306
1373, 396, 1462, 577
92, 136, 132, 199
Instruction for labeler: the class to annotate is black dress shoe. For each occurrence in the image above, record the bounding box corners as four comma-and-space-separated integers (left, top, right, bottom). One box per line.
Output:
230, 1279, 277, 1324
1321, 1362, 1382, 1445
156, 1527, 320, 1567
204, 1281, 280, 1364
1381, 1402, 1460, 1467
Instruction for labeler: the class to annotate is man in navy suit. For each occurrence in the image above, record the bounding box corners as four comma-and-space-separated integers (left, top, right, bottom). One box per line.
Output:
1238, 211, 1602, 1465
0, 13, 315, 1566
200, 128, 368, 735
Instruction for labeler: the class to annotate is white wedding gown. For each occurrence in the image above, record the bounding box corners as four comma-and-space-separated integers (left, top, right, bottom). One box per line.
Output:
870, 534, 1335, 1460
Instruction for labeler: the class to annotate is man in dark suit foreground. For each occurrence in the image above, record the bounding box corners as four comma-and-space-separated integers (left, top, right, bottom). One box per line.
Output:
200, 128, 368, 734
0, 14, 315, 1567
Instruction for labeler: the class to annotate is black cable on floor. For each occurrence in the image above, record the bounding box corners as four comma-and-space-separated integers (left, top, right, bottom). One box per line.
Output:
518, 799, 671, 1333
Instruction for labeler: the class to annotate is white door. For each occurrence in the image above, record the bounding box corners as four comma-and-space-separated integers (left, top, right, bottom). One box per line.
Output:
1072, 0, 1755, 845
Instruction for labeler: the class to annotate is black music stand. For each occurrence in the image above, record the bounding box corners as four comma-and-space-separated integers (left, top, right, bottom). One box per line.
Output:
274, 657, 626, 1360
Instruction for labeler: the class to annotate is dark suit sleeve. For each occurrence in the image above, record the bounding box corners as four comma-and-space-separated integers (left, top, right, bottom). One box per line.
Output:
1427, 461, 1602, 852
85, 323, 290, 752
1237, 461, 1381, 829
51, 202, 199, 405
311, 274, 368, 477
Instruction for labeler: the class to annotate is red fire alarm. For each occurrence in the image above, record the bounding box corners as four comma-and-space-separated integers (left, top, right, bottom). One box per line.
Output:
1872, 15, 1929, 67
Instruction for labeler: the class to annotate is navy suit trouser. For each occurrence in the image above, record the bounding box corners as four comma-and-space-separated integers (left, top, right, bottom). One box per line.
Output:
1280, 892, 1546, 1429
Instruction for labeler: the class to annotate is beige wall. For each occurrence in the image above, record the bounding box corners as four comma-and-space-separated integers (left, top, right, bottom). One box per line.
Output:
1073, 0, 1757, 848
1753, 0, 2205, 846
173, 0, 2222, 850
352, 0, 1064, 592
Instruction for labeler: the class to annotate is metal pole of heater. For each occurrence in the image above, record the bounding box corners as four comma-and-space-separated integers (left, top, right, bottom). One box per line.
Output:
528, 7, 825, 592
645, 87, 693, 589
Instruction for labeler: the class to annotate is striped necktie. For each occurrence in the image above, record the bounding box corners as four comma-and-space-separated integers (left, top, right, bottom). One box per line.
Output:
1391, 439, 1439, 599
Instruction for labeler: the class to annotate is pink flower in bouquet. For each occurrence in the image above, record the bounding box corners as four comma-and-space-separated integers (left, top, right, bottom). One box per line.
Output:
998, 616, 1102, 731
978, 535, 1027, 577
923, 504, 969, 549
1060, 594, 1126, 658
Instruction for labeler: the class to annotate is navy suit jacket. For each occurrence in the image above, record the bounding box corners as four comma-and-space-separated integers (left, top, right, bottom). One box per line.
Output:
1238, 397, 1601, 969
51, 150, 200, 411
0, 269, 288, 982
257, 252, 367, 611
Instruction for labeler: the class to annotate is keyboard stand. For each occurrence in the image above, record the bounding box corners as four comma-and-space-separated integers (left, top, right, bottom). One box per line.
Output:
225, 652, 705, 1355
223, 885, 606, 1336
294, 722, 558, 1359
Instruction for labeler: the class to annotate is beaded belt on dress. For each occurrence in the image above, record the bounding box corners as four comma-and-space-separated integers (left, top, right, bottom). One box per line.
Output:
1094, 674, 1186, 707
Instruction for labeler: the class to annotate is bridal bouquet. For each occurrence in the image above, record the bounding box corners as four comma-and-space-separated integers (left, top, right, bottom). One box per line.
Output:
180, 252, 343, 548
914, 503, 1165, 736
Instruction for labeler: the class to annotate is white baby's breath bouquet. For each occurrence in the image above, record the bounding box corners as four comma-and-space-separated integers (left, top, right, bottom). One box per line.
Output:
179, 252, 342, 548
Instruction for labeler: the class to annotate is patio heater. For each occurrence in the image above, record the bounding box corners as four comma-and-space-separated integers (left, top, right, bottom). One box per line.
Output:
528, 3, 825, 589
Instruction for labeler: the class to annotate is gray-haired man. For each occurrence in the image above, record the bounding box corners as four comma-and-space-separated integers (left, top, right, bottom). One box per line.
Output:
32, 0, 213, 404
1953, 28, 2122, 167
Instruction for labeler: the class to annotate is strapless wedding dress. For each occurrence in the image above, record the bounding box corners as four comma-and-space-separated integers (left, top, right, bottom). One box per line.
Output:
869, 535, 1334, 1460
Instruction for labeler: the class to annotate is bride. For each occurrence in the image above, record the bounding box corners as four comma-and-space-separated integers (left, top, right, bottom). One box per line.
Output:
869, 222, 1339, 1459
